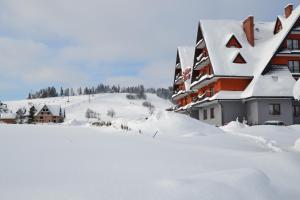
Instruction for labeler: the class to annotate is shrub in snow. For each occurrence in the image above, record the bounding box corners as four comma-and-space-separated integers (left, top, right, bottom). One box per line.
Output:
85, 108, 100, 119
142, 101, 155, 115
16, 107, 27, 124
120, 124, 131, 131
107, 109, 116, 118
91, 120, 112, 127
126, 94, 136, 100
126, 93, 147, 100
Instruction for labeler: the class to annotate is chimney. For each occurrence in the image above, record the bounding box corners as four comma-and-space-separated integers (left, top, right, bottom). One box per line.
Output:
285, 4, 293, 18
243, 16, 255, 47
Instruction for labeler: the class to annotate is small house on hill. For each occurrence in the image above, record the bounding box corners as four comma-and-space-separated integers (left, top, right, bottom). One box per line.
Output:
34, 105, 65, 123
0, 101, 16, 124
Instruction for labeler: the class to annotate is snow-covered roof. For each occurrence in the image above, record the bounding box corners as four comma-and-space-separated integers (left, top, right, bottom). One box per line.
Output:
241, 68, 296, 98
210, 91, 243, 100
35, 104, 64, 116
0, 112, 16, 119
177, 47, 195, 90
200, 5, 300, 77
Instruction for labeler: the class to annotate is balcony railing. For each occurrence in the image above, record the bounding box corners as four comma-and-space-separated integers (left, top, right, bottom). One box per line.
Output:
194, 73, 203, 81
194, 56, 210, 70
196, 39, 205, 49
175, 63, 181, 69
191, 92, 208, 104
278, 49, 300, 55
174, 75, 184, 85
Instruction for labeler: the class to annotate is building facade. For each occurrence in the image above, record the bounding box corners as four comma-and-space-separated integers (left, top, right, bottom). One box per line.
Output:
172, 4, 300, 126
34, 105, 65, 123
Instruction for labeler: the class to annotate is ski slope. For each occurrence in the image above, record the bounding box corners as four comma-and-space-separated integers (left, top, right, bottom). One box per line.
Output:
1, 94, 300, 200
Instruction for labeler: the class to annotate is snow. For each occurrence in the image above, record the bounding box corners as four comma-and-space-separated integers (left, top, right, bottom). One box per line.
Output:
200, 5, 300, 78
1, 94, 300, 199
190, 74, 214, 90
242, 68, 296, 98
35, 104, 64, 116
295, 138, 300, 151
210, 91, 243, 100
294, 79, 300, 100
0, 112, 16, 119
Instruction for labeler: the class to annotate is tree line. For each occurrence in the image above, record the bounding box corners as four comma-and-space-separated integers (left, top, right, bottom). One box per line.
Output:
27, 84, 172, 100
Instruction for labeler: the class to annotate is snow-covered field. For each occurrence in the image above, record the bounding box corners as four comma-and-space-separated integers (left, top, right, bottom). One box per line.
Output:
1, 94, 300, 200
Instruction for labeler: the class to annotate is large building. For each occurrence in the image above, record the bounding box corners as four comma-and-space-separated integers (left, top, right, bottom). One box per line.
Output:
172, 4, 300, 126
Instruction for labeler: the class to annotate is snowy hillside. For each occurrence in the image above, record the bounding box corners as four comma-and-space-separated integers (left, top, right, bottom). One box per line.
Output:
1, 94, 300, 200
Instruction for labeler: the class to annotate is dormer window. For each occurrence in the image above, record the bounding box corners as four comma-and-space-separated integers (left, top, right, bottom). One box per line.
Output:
274, 17, 283, 34
233, 53, 247, 64
226, 35, 242, 48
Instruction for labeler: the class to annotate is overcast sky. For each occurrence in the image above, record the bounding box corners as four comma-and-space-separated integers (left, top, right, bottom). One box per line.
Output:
0, 0, 299, 100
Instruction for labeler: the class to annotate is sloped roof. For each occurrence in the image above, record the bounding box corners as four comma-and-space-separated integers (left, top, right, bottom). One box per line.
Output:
0, 112, 16, 119
199, 4, 300, 77
35, 104, 64, 116
177, 47, 195, 90
241, 68, 296, 98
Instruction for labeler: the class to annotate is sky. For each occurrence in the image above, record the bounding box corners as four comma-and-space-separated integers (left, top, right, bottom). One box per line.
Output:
0, 0, 299, 100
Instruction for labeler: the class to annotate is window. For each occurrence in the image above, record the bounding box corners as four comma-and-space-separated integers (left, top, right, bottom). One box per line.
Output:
210, 108, 215, 119
233, 53, 247, 64
210, 88, 215, 97
287, 39, 299, 50
226, 35, 242, 48
269, 104, 281, 115
203, 109, 207, 120
288, 61, 300, 73
294, 105, 300, 117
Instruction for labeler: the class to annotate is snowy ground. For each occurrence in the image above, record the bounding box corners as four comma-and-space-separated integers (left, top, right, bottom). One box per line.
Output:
1, 94, 300, 200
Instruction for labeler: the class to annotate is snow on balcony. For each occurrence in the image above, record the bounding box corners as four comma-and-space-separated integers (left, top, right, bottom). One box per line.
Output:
194, 56, 210, 70
174, 75, 184, 85
190, 74, 214, 90
175, 63, 181, 69
171, 90, 185, 101
196, 39, 205, 49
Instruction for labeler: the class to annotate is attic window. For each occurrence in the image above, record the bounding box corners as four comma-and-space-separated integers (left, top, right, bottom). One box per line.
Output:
274, 17, 283, 34
226, 35, 242, 48
233, 53, 247, 64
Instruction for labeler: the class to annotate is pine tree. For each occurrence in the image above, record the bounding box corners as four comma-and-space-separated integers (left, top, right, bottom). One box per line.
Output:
60, 87, 64, 96
28, 106, 36, 124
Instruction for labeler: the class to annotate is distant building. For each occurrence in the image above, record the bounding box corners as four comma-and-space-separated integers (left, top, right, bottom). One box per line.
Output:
34, 105, 65, 123
0, 101, 16, 124
172, 4, 300, 126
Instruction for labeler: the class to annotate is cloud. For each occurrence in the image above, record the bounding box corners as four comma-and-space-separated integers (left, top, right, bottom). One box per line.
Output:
104, 59, 175, 87
0, 0, 299, 99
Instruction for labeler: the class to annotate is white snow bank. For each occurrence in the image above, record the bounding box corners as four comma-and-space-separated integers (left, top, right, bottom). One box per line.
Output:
221, 120, 248, 132
1, 124, 300, 199
158, 168, 277, 200
129, 110, 223, 137
295, 138, 300, 151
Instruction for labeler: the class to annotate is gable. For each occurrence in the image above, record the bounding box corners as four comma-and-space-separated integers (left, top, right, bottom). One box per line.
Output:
233, 53, 247, 64
226, 35, 242, 48
274, 17, 283, 34
262, 16, 300, 74
196, 23, 204, 45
